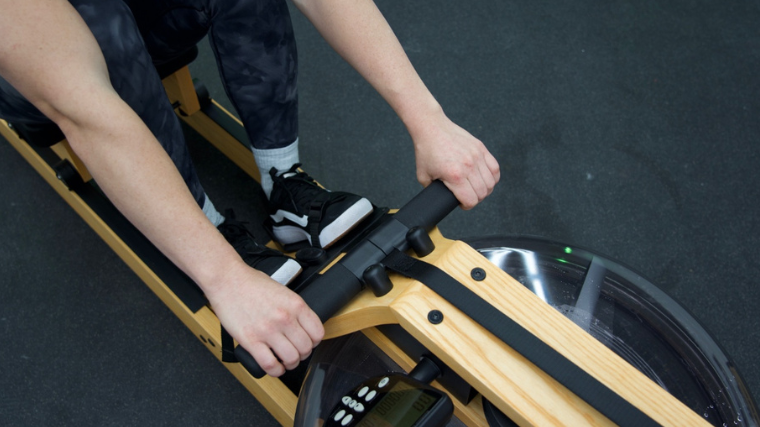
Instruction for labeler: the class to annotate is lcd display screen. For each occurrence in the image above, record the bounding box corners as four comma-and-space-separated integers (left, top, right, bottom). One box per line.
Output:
355, 381, 439, 427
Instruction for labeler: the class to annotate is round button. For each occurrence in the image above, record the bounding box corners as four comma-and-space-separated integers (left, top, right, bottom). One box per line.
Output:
357, 386, 369, 398
333, 409, 346, 422
377, 377, 390, 388
295, 247, 327, 265
348, 399, 358, 409
342, 396, 352, 405
365, 390, 377, 401
354, 403, 365, 413
341, 414, 354, 426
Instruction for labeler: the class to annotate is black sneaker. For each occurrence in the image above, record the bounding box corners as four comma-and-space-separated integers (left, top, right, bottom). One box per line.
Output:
217, 210, 302, 285
268, 164, 373, 248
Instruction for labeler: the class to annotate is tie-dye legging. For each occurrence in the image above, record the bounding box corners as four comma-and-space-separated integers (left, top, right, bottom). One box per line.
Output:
0, 0, 298, 207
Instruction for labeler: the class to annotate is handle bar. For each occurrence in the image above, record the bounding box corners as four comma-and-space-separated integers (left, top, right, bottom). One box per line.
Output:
235, 180, 459, 378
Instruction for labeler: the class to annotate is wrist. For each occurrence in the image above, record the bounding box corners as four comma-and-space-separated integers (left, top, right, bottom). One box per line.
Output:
400, 100, 447, 144
192, 252, 253, 299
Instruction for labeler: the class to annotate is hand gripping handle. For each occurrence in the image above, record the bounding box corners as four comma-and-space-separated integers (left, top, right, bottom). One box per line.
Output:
235, 181, 459, 378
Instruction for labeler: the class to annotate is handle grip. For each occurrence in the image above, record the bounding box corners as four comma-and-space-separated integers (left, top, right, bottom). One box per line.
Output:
235, 181, 458, 378
234, 345, 266, 378
393, 180, 460, 231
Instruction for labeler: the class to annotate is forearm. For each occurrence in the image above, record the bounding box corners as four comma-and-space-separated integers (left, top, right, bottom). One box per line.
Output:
59, 98, 248, 294
0, 0, 245, 296
26, 90, 320, 376
1, 0, 323, 375
293, 0, 446, 137
295, 0, 501, 207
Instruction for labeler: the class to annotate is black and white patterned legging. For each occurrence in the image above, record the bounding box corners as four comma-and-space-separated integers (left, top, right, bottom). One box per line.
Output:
0, 0, 299, 208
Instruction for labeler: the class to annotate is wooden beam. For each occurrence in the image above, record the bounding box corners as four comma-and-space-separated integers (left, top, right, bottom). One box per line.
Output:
162, 66, 201, 116
322, 227, 454, 339
390, 241, 711, 427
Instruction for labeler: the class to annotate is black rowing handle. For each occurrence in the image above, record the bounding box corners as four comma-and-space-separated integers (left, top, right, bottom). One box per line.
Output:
234, 180, 459, 378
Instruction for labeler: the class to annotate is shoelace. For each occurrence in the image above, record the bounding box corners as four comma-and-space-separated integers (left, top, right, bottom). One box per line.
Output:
272, 164, 327, 214
219, 219, 272, 256
219, 221, 250, 248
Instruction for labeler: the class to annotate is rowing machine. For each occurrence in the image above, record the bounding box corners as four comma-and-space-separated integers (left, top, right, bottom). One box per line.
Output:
2, 55, 757, 427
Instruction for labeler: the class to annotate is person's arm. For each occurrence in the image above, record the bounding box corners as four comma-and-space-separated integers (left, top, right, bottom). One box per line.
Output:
293, 0, 500, 209
0, 0, 322, 377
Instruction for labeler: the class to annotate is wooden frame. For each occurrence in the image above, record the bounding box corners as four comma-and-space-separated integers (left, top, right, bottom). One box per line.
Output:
1, 64, 711, 427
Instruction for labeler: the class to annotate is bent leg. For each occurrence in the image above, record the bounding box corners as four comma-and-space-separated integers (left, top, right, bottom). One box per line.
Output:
0, 0, 208, 210
128, 0, 299, 151
207, 0, 299, 151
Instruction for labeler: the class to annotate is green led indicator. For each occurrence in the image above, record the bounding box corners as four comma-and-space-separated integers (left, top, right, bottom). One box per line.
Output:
564, 247, 573, 254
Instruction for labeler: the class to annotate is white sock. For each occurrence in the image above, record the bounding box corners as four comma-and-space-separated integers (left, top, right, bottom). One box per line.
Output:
202, 195, 225, 227
252, 138, 300, 198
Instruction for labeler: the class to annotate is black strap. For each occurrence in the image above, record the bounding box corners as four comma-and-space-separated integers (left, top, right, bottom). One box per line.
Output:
308, 193, 331, 248
221, 325, 237, 363
382, 249, 659, 427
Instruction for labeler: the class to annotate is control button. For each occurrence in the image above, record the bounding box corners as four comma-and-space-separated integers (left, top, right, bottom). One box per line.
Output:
348, 399, 358, 409
365, 390, 377, 402
341, 414, 354, 426
333, 409, 346, 422
354, 403, 365, 413
377, 377, 390, 388
342, 396, 352, 405
357, 386, 369, 398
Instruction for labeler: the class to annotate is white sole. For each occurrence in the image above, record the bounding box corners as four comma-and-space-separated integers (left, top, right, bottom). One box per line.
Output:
270, 258, 303, 285
272, 198, 373, 248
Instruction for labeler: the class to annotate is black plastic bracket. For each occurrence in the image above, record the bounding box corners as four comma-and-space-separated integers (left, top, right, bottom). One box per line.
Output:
362, 264, 394, 296
407, 226, 435, 257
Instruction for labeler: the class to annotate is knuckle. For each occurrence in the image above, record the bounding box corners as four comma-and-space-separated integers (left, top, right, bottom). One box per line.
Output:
259, 358, 279, 372
283, 294, 307, 311
272, 307, 294, 324
255, 321, 276, 337
313, 326, 325, 343
266, 365, 285, 377
241, 325, 262, 343
281, 354, 299, 368
290, 296, 308, 311
447, 170, 465, 184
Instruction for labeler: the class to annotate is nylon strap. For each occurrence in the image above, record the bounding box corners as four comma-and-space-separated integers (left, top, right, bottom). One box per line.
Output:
307, 193, 331, 248
381, 249, 659, 427
220, 325, 237, 363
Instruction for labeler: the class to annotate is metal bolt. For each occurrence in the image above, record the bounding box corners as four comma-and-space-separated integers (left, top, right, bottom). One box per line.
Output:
471, 267, 486, 281
428, 310, 444, 325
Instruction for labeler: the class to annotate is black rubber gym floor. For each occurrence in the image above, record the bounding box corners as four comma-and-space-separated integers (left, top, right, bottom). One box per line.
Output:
1, 0, 758, 425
